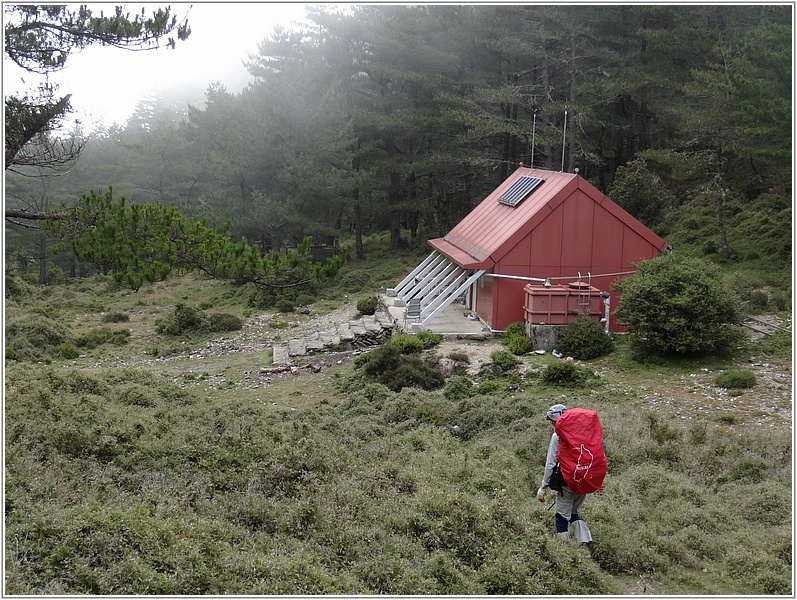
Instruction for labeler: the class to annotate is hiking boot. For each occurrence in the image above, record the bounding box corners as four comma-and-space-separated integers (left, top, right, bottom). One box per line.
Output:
580, 541, 593, 556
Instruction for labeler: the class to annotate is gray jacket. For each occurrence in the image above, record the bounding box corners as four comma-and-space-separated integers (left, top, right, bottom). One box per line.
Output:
541, 432, 559, 488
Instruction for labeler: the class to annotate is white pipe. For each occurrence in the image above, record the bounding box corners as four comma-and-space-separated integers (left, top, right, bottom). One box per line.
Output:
484, 273, 549, 283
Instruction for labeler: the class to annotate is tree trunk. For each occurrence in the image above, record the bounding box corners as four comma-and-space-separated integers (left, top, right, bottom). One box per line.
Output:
389, 171, 401, 246
186, 175, 201, 206
716, 183, 731, 260
37, 232, 47, 284
408, 171, 418, 240
353, 186, 364, 260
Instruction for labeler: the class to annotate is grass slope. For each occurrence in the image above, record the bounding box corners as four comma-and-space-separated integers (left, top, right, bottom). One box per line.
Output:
4, 246, 792, 595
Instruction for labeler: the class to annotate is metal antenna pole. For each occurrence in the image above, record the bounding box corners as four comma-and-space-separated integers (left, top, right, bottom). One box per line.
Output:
531, 108, 537, 168
561, 109, 568, 172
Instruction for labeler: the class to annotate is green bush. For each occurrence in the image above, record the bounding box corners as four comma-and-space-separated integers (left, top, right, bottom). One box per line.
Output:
748, 290, 769, 311
45, 264, 66, 285
57, 343, 81, 359
75, 327, 131, 348
359, 343, 445, 392
276, 299, 295, 313
506, 335, 533, 355
474, 378, 505, 395
714, 369, 757, 389
5, 314, 71, 361
770, 290, 790, 312
5, 275, 32, 301
415, 330, 442, 349
357, 295, 378, 315
540, 360, 594, 386
490, 350, 520, 372
556, 317, 614, 359
156, 303, 208, 335
752, 331, 791, 358
101, 311, 130, 323
388, 334, 425, 355
503, 321, 526, 339
296, 294, 315, 307
444, 376, 475, 401
447, 350, 469, 363
412, 402, 447, 426
337, 270, 372, 293
156, 304, 242, 336
613, 255, 746, 357
207, 312, 243, 332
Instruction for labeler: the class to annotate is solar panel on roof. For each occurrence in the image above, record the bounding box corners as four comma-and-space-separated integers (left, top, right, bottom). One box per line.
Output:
497, 176, 544, 207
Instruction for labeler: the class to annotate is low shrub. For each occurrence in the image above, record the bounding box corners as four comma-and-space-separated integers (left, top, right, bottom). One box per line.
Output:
747, 290, 769, 311
503, 321, 527, 339
415, 330, 442, 349
57, 343, 81, 359
5, 314, 71, 361
770, 291, 790, 312
156, 303, 208, 335
490, 350, 520, 372
154, 305, 241, 336
444, 376, 475, 401
296, 294, 315, 307
101, 312, 130, 323
474, 378, 505, 395
556, 317, 614, 359
540, 360, 594, 386
447, 350, 470, 363
714, 369, 757, 389
276, 299, 295, 313
208, 313, 243, 332
75, 327, 131, 348
613, 255, 745, 357
412, 402, 447, 426
388, 334, 425, 355
357, 295, 378, 315
751, 332, 791, 358
5, 275, 32, 301
506, 335, 533, 355
359, 343, 445, 392
337, 270, 372, 293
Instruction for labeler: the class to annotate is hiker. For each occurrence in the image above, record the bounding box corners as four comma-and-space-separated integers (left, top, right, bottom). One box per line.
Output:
537, 403, 594, 553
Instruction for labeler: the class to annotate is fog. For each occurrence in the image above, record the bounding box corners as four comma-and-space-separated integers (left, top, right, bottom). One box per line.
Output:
3, 3, 311, 132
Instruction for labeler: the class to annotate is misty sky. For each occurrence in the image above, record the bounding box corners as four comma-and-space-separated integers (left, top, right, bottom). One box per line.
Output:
3, 3, 312, 131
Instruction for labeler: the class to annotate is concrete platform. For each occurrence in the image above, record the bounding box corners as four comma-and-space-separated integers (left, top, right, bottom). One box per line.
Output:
385, 300, 493, 339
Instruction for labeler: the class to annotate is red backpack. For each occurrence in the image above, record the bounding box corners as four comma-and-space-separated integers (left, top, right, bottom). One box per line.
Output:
554, 408, 607, 495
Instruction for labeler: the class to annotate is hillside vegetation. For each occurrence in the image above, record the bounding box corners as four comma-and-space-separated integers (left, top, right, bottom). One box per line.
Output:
4, 237, 792, 595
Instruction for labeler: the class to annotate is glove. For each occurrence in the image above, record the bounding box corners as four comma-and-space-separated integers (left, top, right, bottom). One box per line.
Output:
537, 486, 548, 502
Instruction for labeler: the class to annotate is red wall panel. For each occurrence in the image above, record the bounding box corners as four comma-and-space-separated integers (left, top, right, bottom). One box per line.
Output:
561, 193, 595, 268
476, 271, 494, 325
530, 204, 564, 271
591, 205, 625, 268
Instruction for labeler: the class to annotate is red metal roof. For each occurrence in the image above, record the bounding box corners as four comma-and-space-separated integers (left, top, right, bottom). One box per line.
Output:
428, 167, 669, 269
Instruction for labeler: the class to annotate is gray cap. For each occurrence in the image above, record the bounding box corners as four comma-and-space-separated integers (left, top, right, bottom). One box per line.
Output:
546, 404, 567, 421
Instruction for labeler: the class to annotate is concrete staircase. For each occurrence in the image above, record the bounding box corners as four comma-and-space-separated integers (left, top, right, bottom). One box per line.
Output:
271, 311, 397, 366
